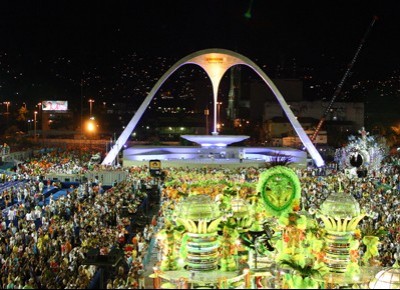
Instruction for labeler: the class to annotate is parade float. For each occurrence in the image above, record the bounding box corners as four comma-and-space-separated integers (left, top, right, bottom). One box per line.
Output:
152, 180, 254, 289
150, 165, 383, 289
335, 127, 388, 178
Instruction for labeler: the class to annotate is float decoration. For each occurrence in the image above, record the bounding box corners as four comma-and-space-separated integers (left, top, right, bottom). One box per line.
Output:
362, 235, 381, 266
153, 165, 386, 289
274, 209, 329, 289
316, 184, 366, 276
257, 166, 301, 217
335, 127, 389, 176
219, 224, 240, 272
174, 195, 222, 272
157, 219, 182, 271
257, 166, 328, 288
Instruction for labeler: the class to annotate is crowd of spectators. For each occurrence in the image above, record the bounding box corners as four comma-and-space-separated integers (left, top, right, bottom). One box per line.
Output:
0, 150, 161, 289
0, 147, 399, 289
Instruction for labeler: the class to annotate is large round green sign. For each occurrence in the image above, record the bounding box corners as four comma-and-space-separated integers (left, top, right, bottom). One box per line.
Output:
257, 166, 301, 217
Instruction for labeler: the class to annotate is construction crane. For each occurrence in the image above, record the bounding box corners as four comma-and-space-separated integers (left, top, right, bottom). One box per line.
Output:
310, 16, 378, 143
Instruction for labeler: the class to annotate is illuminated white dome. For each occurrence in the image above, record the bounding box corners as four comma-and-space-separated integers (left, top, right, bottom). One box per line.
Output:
369, 260, 400, 289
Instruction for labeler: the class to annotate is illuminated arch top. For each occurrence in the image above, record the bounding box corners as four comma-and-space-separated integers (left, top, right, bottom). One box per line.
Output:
102, 48, 325, 167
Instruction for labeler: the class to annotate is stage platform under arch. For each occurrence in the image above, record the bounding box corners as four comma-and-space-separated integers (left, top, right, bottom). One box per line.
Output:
121, 145, 307, 169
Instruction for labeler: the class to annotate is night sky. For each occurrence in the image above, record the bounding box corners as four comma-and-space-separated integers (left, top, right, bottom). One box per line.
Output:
0, 0, 399, 104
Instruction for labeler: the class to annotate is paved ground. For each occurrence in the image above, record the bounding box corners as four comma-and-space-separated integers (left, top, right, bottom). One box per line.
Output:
144, 237, 159, 288
142, 197, 161, 289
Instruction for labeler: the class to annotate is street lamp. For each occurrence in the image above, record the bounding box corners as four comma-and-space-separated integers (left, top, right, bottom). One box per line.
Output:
86, 118, 96, 152
34, 111, 38, 142
3, 101, 10, 114
37, 102, 42, 113
87, 119, 95, 134
88, 99, 95, 117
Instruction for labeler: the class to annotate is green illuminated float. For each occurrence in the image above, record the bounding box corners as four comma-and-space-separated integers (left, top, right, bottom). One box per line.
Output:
257, 166, 301, 217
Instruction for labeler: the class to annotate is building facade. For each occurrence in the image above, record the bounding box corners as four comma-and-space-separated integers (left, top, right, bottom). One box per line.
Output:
262, 100, 364, 147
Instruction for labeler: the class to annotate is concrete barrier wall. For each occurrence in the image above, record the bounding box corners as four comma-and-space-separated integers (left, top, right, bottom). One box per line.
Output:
44, 171, 129, 186
84, 170, 129, 185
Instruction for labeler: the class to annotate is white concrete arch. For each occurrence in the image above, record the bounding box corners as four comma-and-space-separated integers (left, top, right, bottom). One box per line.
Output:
102, 48, 324, 167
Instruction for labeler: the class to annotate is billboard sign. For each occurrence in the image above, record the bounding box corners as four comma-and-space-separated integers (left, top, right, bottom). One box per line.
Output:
42, 100, 68, 111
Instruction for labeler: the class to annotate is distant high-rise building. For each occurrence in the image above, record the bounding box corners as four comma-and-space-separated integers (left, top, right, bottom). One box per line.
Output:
226, 66, 241, 122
